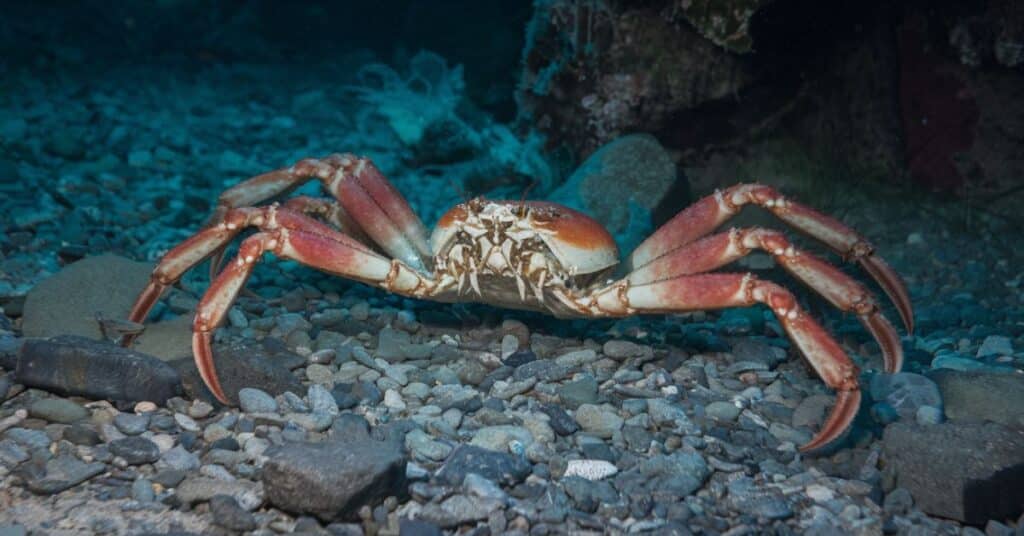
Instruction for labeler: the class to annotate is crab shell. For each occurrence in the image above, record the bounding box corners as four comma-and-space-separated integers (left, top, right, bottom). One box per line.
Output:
429, 199, 620, 277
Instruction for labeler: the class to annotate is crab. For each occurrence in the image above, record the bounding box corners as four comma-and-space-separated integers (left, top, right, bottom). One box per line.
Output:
124, 153, 913, 452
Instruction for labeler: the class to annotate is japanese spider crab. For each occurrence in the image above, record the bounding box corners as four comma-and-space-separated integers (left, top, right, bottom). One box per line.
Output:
124, 154, 912, 452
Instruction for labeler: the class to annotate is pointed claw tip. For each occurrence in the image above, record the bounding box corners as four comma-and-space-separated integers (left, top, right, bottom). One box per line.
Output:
799, 389, 861, 454
192, 331, 231, 407
861, 312, 904, 374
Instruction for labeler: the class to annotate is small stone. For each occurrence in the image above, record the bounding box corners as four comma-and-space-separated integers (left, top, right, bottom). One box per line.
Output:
176, 476, 264, 511
976, 335, 1013, 357
188, 400, 214, 419
211, 494, 258, 532
174, 413, 200, 432
113, 412, 150, 435
134, 401, 157, 413
26, 455, 106, 494
160, 445, 200, 471
383, 389, 406, 411
308, 384, 339, 416
109, 437, 161, 465
305, 363, 334, 384
563, 459, 618, 481
238, 388, 278, 413
28, 398, 89, 424
916, 405, 944, 425
463, 473, 508, 503
805, 484, 835, 502
602, 340, 650, 360
574, 404, 623, 439
436, 445, 532, 486
705, 401, 741, 421
405, 429, 452, 461
470, 425, 534, 453
132, 477, 156, 502
558, 375, 598, 409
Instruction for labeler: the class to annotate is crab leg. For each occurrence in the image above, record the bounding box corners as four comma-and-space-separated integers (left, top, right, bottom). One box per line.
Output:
629, 184, 913, 334
627, 228, 902, 372
214, 154, 431, 272
589, 273, 861, 452
172, 209, 432, 403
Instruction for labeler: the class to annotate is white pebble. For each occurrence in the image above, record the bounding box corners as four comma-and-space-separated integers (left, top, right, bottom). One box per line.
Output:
384, 389, 406, 411
134, 401, 158, 414
563, 459, 618, 481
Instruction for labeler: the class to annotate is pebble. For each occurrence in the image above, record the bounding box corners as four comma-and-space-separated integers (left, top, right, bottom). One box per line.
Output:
383, 389, 406, 410
563, 459, 618, 480
238, 388, 279, 413
113, 412, 150, 435
174, 413, 200, 432
109, 436, 161, 465
573, 404, 623, 439
705, 400, 742, 421
28, 398, 89, 424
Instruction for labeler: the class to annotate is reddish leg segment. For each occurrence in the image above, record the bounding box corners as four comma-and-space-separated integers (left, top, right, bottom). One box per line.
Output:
627, 227, 902, 373
629, 184, 913, 334
214, 154, 431, 272
588, 273, 861, 452
134, 206, 434, 403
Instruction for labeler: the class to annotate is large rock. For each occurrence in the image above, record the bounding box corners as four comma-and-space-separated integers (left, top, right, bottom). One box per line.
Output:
14, 336, 182, 404
132, 314, 192, 362
21, 254, 152, 340
881, 421, 1024, 523
170, 338, 304, 406
261, 436, 406, 520
549, 134, 680, 254
928, 369, 1024, 429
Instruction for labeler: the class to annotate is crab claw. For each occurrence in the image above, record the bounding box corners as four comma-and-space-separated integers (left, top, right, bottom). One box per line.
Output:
799, 389, 861, 452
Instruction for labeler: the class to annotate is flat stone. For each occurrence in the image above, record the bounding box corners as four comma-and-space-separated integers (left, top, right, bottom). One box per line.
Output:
262, 436, 406, 520
14, 336, 182, 404
21, 254, 152, 340
436, 445, 532, 486
705, 401, 741, 421
929, 370, 1024, 429
210, 494, 258, 532
563, 459, 618, 481
238, 388, 278, 413
881, 421, 1024, 523
28, 398, 89, 424
109, 436, 160, 465
557, 374, 598, 409
417, 494, 504, 528
869, 372, 943, 421
176, 476, 264, 511
469, 425, 534, 453
25, 455, 106, 495
170, 339, 303, 405
574, 404, 623, 439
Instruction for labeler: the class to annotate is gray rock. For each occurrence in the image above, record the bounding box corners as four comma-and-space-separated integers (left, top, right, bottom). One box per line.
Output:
25, 455, 106, 494
513, 359, 569, 383
540, 404, 578, 436
725, 488, 794, 520
705, 401, 741, 421
647, 398, 692, 428
210, 494, 258, 532
602, 340, 651, 361
431, 384, 482, 412
21, 254, 152, 340
176, 476, 264, 511
791, 394, 831, 429
28, 398, 89, 424
882, 421, 1024, 523
238, 388, 278, 413
405, 428, 452, 462
558, 374, 598, 409
469, 425, 534, 453
436, 445, 532, 486
929, 370, 1024, 429
549, 134, 678, 252
574, 404, 623, 439
132, 314, 192, 362
109, 437, 160, 465
113, 413, 150, 435
976, 335, 1013, 357
562, 476, 619, 513
160, 445, 200, 471
307, 383, 339, 418
131, 478, 156, 502
170, 338, 304, 405
417, 494, 504, 528
0, 439, 29, 467
4, 428, 50, 449
463, 473, 508, 503
262, 436, 406, 520
620, 450, 710, 498
14, 336, 182, 404
869, 372, 943, 421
